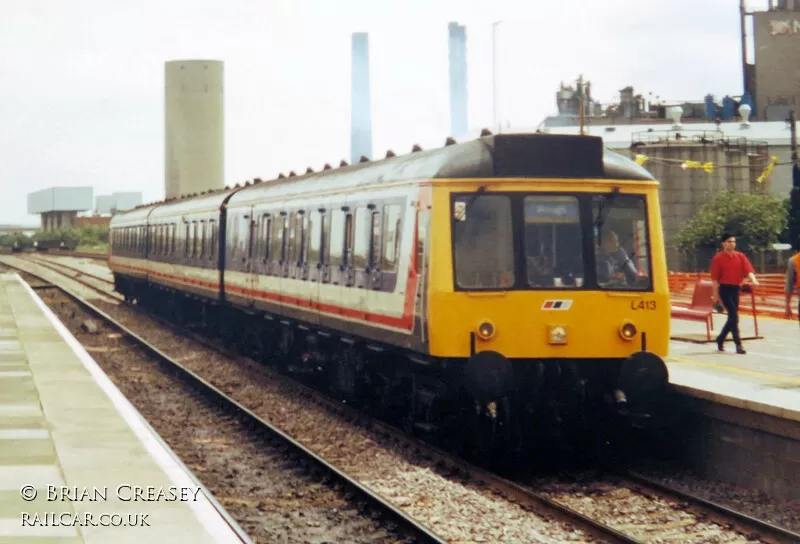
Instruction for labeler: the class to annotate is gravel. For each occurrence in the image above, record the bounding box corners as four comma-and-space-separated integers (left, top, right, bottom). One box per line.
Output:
14, 254, 800, 542
13, 256, 601, 543
36, 285, 420, 544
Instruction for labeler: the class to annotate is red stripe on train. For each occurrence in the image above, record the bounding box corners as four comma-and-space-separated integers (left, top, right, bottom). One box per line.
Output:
109, 259, 417, 331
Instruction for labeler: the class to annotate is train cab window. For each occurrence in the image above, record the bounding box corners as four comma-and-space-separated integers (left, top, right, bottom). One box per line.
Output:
593, 194, 651, 290
353, 208, 368, 268
382, 204, 402, 273
369, 211, 381, 269
453, 194, 514, 289
330, 210, 344, 266
524, 196, 584, 289
308, 211, 322, 264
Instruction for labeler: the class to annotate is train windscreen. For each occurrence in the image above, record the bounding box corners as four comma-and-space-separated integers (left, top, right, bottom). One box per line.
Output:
451, 192, 652, 291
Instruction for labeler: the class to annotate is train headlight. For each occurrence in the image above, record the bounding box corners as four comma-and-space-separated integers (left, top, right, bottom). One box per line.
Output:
619, 322, 637, 341
548, 325, 568, 345
476, 321, 495, 340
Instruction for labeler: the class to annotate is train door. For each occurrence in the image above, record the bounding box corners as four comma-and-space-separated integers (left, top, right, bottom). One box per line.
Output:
243, 206, 257, 305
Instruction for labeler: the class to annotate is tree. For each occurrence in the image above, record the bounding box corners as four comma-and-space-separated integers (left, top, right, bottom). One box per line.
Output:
674, 189, 788, 269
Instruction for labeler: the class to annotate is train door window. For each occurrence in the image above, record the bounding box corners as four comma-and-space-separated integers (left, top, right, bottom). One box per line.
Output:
524, 196, 583, 289
209, 220, 217, 259
330, 210, 344, 266
308, 211, 321, 264
382, 204, 402, 273
261, 215, 272, 260
200, 221, 207, 259
294, 213, 306, 265
320, 213, 329, 265
344, 212, 355, 266
270, 215, 283, 265
286, 213, 296, 264
416, 209, 428, 275
369, 210, 381, 269
353, 208, 367, 268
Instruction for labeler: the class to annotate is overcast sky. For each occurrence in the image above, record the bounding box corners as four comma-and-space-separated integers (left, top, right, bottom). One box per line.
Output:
0, 0, 770, 225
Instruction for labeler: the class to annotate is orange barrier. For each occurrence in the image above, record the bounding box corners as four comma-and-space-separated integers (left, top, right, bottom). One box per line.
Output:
668, 272, 791, 321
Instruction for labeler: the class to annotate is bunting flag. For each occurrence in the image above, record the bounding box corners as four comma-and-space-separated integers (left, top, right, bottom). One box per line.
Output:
630, 153, 786, 184
756, 156, 778, 184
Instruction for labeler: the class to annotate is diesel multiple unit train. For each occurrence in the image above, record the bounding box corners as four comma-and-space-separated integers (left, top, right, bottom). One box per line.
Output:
109, 133, 671, 456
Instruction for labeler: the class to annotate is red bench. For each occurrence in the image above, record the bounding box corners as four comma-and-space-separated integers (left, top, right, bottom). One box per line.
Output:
671, 279, 715, 341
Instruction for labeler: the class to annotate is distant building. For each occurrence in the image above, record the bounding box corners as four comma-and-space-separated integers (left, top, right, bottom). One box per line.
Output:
350, 33, 373, 164
165, 60, 224, 199
448, 22, 468, 138
749, 0, 800, 120
95, 192, 142, 214
27, 187, 93, 231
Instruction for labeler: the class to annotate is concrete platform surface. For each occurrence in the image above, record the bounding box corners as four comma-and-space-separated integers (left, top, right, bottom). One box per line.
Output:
0, 273, 248, 543
668, 314, 800, 422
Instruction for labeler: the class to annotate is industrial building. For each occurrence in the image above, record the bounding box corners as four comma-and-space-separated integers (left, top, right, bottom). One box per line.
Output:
350, 33, 373, 164
27, 187, 93, 231
744, 0, 800, 121
95, 192, 143, 214
164, 60, 224, 200
448, 22, 468, 138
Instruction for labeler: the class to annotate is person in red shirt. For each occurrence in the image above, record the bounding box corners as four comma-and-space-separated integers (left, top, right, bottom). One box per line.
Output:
710, 234, 759, 354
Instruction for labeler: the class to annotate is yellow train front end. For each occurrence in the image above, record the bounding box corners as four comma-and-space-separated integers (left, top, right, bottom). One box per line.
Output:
424, 172, 671, 452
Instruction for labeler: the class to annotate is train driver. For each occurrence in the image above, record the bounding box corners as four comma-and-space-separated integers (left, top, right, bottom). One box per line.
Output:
596, 230, 638, 285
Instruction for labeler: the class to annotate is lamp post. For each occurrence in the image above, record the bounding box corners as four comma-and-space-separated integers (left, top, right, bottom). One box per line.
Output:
492, 20, 502, 133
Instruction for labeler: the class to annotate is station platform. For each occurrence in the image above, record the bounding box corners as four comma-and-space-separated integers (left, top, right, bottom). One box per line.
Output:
0, 273, 248, 543
667, 313, 800, 422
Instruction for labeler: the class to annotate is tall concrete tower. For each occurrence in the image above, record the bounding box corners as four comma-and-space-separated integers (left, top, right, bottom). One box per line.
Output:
350, 33, 373, 164
164, 60, 224, 199
448, 22, 468, 138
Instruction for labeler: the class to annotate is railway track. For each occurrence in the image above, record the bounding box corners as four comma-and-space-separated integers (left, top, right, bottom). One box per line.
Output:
9, 271, 444, 544
5, 255, 800, 544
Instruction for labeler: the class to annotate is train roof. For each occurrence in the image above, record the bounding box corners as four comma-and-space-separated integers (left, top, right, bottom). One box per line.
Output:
227, 133, 655, 207
112, 132, 655, 224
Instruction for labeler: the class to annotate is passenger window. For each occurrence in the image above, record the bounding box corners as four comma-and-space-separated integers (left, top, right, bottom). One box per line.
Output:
247, 217, 254, 259
330, 210, 344, 266
293, 214, 305, 264
353, 208, 368, 268
382, 204, 402, 272
369, 211, 381, 269
287, 213, 296, 263
309, 211, 322, 263
270, 215, 284, 263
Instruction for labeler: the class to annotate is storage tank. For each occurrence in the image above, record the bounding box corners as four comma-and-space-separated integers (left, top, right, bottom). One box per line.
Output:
164, 60, 224, 199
